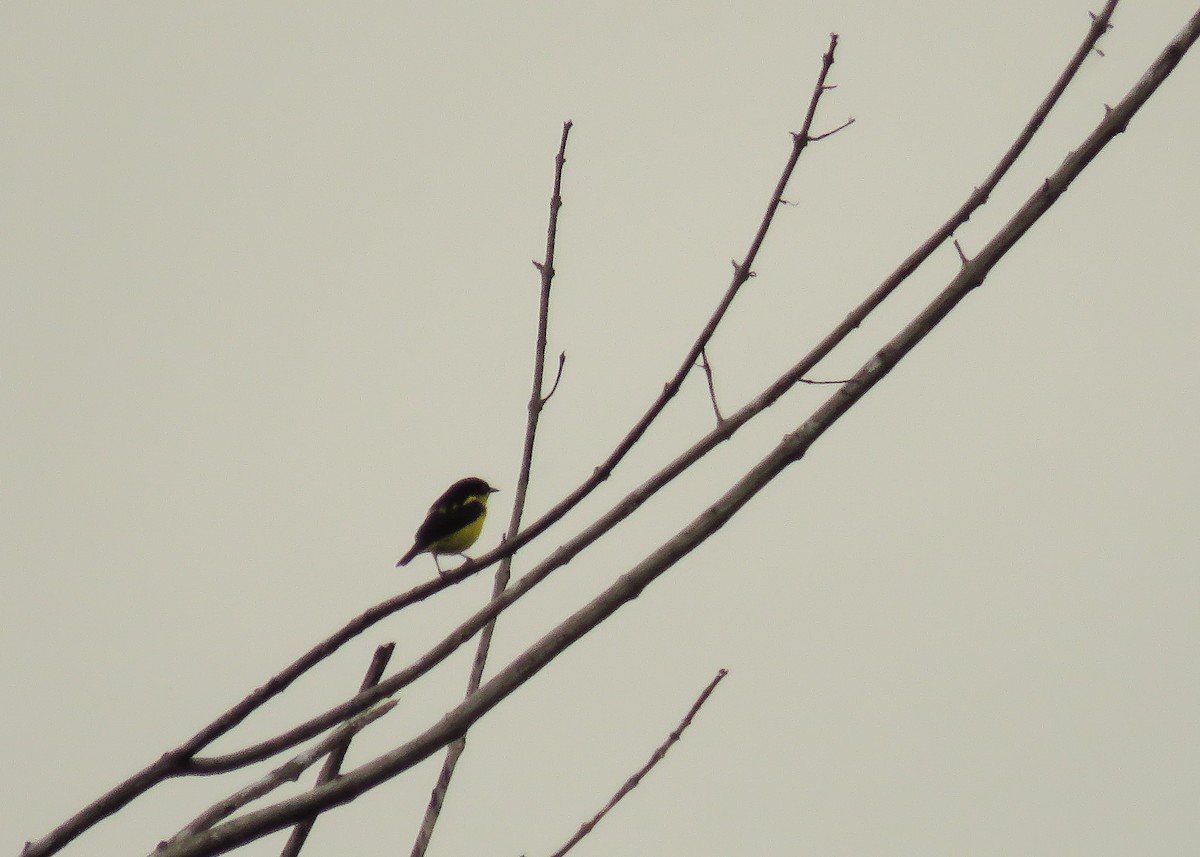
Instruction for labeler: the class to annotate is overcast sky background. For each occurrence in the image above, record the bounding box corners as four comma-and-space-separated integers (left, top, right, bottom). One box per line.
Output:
4, 2, 1199, 856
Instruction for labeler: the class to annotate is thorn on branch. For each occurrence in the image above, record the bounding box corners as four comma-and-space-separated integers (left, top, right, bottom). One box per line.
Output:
952, 238, 971, 266
730, 260, 756, 282
541, 351, 567, 404
532, 260, 544, 272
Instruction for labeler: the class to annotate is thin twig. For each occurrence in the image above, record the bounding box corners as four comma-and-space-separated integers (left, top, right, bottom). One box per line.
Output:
279, 644, 395, 857
808, 115, 856, 141
798, 376, 850, 385
542, 351, 566, 404
409, 120, 574, 857
697, 348, 724, 423
953, 237, 970, 265
546, 669, 728, 857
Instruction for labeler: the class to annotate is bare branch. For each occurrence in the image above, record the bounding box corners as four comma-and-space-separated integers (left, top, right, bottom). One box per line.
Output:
807, 115, 856, 141
278, 644, 395, 857
798, 376, 850, 385
546, 669, 729, 857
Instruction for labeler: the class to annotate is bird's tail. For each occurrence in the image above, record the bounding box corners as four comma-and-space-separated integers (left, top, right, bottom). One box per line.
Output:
396, 546, 420, 568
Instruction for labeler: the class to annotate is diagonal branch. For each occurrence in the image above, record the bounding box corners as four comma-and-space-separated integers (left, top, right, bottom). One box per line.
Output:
545, 669, 728, 857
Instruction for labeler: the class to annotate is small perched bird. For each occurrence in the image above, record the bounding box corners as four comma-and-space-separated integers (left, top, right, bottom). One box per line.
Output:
396, 477, 499, 573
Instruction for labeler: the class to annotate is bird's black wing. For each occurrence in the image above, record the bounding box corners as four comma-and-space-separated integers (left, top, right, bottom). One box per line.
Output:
412, 498, 484, 550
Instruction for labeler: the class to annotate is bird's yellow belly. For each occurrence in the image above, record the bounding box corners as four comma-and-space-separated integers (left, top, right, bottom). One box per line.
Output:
429, 511, 486, 554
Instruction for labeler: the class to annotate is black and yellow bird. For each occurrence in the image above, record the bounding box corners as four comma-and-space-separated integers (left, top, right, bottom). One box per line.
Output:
396, 477, 499, 573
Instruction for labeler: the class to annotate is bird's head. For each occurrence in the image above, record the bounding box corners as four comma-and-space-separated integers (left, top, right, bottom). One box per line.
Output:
445, 477, 499, 506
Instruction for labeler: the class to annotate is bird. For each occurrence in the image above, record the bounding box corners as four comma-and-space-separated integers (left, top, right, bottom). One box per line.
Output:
396, 477, 499, 574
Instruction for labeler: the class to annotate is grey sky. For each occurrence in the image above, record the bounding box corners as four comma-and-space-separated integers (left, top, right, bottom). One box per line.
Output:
4, 3, 1199, 855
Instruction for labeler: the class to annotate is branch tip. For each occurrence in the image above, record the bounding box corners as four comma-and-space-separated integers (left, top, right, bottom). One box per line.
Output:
809, 116, 856, 141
